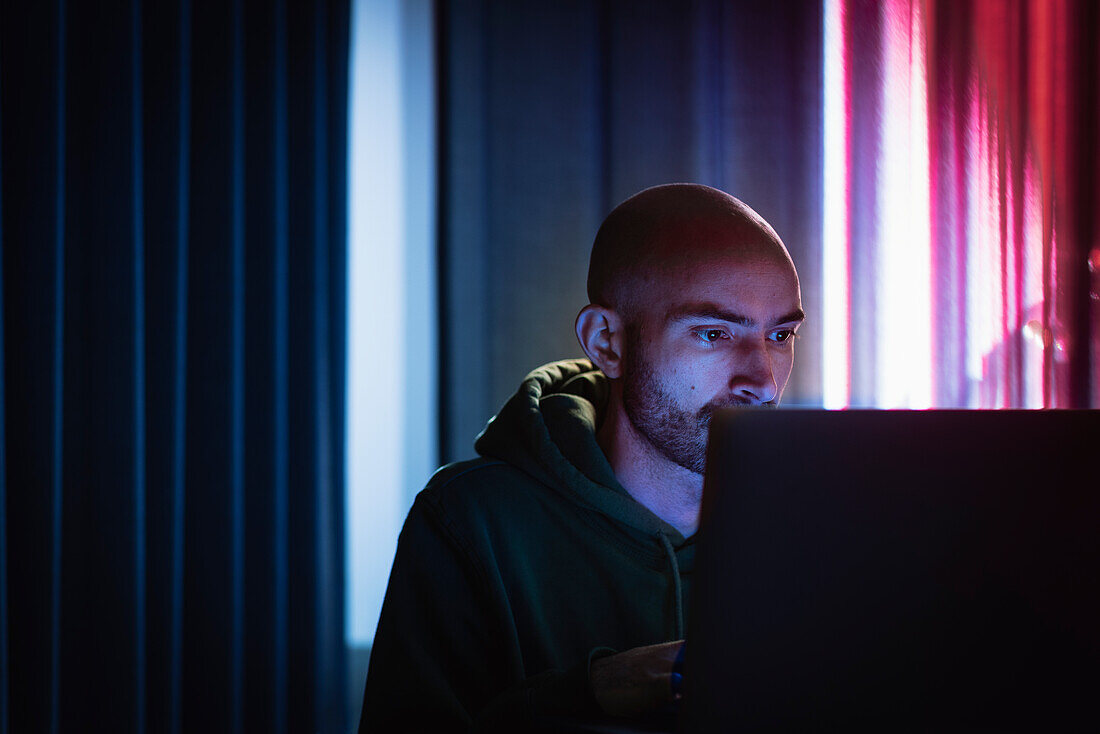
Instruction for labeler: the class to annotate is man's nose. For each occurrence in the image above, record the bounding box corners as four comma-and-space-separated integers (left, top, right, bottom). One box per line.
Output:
729, 340, 778, 404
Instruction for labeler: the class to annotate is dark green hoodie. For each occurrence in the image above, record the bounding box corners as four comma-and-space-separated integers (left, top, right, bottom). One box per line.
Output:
359, 359, 694, 732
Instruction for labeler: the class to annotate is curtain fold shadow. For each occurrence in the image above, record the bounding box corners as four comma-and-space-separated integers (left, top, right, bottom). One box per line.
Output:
0, 0, 349, 731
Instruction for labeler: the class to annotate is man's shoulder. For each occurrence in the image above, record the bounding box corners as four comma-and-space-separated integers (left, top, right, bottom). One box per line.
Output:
408, 457, 600, 581
421, 456, 538, 503
414, 456, 563, 528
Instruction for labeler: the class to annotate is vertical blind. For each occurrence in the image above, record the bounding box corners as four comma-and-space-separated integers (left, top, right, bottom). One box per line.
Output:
0, 0, 349, 731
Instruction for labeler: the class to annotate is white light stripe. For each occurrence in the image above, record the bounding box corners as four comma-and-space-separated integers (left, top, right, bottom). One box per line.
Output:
345, 0, 438, 647
822, 0, 850, 409
346, 0, 407, 646
877, 0, 932, 408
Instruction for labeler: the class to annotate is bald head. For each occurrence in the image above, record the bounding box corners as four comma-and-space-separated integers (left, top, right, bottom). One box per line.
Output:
587, 184, 793, 315
576, 183, 803, 513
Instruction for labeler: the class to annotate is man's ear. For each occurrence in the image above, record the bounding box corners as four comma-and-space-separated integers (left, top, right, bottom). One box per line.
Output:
575, 304, 626, 379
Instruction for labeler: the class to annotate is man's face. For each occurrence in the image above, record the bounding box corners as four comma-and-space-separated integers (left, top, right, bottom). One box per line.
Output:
621, 248, 803, 475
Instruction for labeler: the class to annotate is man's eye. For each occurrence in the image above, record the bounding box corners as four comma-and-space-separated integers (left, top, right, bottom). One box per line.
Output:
771, 329, 795, 343
697, 329, 727, 343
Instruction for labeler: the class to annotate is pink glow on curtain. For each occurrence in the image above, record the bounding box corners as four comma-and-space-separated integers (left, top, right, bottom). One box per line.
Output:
825, 0, 1098, 408
823, 0, 851, 408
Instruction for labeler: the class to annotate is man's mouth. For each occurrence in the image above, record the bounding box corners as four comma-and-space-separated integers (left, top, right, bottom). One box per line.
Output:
700, 396, 756, 420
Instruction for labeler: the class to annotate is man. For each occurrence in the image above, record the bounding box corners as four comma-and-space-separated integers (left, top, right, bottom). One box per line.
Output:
359, 183, 804, 731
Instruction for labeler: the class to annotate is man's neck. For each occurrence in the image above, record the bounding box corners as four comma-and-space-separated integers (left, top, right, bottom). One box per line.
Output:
596, 398, 703, 538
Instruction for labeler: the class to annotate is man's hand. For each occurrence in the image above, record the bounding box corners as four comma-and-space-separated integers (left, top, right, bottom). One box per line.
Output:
589, 640, 684, 717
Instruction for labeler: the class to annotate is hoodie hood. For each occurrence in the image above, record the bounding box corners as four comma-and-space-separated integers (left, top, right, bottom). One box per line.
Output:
474, 359, 689, 546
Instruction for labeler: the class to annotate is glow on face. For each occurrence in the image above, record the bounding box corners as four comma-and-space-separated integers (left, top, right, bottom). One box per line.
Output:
623, 255, 804, 473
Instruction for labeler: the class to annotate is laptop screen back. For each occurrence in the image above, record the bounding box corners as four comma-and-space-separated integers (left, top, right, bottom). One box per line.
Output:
681, 409, 1099, 732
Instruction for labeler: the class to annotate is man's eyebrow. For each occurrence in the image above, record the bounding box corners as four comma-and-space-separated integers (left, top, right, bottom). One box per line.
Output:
667, 304, 755, 326
775, 308, 806, 325
666, 303, 806, 328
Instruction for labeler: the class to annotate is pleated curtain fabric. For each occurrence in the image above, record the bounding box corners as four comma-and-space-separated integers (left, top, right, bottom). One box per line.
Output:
0, 0, 348, 731
835, 0, 1098, 409
437, 0, 1098, 462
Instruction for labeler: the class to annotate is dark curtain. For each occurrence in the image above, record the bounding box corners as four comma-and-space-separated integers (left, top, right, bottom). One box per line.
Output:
438, 0, 824, 462
0, 0, 348, 731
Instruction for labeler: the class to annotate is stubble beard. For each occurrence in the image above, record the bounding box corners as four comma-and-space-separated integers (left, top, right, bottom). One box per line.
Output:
621, 338, 750, 476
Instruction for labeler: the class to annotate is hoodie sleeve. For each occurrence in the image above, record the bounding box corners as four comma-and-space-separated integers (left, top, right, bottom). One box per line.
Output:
358, 494, 606, 733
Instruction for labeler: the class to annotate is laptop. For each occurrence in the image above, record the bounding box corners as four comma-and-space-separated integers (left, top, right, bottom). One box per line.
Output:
680, 409, 1100, 732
